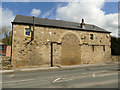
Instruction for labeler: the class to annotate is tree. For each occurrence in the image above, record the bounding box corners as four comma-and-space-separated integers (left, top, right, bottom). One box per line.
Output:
111, 36, 120, 55
1, 26, 12, 45
2, 31, 12, 45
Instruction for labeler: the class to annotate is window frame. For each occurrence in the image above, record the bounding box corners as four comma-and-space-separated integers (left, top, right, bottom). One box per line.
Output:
90, 34, 94, 40
25, 28, 31, 37
103, 45, 105, 51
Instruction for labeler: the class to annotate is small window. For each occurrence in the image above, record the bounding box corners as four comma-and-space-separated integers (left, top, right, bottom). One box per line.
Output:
25, 28, 31, 36
103, 45, 105, 51
92, 45, 94, 51
90, 34, 94, 40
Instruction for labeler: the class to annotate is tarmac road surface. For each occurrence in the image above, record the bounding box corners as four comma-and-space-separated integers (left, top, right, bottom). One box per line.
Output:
1, 63, 119, 88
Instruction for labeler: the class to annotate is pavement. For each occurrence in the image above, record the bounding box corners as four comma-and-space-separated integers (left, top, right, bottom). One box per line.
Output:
0, 62, 118, 73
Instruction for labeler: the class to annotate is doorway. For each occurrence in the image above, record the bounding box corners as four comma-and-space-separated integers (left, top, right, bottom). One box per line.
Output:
51, 42, 61, 67
61, 33, 81, 65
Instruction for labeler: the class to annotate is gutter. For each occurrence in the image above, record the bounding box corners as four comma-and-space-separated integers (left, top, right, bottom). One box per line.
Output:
32, 16, 35, 40
11, 22, 111, 34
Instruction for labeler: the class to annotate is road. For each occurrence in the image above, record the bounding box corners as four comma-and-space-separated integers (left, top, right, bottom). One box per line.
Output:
2, 63, 119, 88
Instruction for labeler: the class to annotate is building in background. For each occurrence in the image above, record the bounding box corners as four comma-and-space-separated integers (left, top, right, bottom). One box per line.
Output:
0, 42, 11, 57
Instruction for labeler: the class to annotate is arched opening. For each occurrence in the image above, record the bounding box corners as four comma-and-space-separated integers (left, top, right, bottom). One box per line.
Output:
61, 33, 81, 65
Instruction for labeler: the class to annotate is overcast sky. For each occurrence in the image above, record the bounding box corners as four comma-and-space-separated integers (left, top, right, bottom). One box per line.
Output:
0, 0, 119, 37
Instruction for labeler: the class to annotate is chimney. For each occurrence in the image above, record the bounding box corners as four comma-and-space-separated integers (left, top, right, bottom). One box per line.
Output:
81, 19, 85, 28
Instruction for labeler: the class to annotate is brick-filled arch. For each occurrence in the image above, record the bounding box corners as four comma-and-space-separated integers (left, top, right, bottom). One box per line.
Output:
61, 33, 81, 65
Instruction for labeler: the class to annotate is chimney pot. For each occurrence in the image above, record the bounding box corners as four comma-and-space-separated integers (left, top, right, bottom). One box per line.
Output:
82, 19, 84, 24
81, 18, 85, 28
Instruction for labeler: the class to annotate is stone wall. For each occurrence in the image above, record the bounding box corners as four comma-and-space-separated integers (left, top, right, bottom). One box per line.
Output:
0, 56, 12, 70
111, 55, 120, 62
12, 24, 111, 69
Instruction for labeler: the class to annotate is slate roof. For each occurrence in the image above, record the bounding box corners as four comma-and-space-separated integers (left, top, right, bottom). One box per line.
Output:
12, 15, 110, 33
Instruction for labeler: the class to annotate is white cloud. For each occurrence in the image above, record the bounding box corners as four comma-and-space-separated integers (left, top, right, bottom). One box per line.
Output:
30, 8, 41, 17
0, 7, 15, 28
42, 8, 54, 18
56, 0, 118, 37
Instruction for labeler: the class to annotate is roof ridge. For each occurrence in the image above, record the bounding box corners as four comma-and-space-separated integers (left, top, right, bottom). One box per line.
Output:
13, 15, 110, 33
16, 14, 81, 24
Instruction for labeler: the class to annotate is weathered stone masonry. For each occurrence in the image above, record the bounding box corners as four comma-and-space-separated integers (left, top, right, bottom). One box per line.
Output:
11, 15, 111, 69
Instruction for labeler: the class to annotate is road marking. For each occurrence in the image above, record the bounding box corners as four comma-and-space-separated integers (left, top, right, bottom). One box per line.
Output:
53, 78, 61, 83
62, 72, 118, 81
52, 78, 73, 83
93, 73, 95, 77
95, 73, 118, 77
54, 78, 73, 83
54, 72, 118, 83
3, 79, 34, 84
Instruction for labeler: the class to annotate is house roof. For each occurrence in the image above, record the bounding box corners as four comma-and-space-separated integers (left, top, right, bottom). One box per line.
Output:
12, 15, 110, 33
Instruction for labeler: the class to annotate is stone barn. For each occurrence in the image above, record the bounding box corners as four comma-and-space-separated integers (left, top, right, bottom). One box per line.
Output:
11, 15, 111, 68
